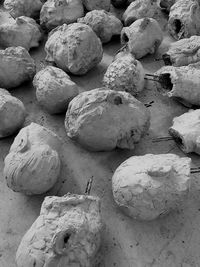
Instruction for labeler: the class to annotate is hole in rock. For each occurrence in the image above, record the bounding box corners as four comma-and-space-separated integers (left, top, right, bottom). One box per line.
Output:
174, 19, 182, 34
114, 96, 123, 105
158, 73, 173, 92
122, 33, 129, 43
162, 54, 172, 65
63, 233, 71, 245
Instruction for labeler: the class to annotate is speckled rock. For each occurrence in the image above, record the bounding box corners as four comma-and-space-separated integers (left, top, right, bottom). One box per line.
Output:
0, 89, 26, 138
162, 36, 200, 67
123, 0, 158, 26
103, 51, 145, 95
121, 18, 163, 59
45, 23, 103, 75
4, 123, 62, 195
159, 0, 176, 12
0, 46, 36, 89
168, 0, 200, 40
65, 88, 150, 151
169, 109, 200, 154
82, 0, 111, 11
40, 0, 84, 31
16, 194, 103, 267
4, 0, 43, 18
77, 10, 123, 44
112, 154, 191, 220
33, 66, 79, 114
0, 16, 42, 50
155, 63, 200, 107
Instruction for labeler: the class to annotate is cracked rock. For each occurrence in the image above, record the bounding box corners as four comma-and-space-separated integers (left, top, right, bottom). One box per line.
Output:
0, 89, 26, 138
4, 0, 43, 18
0, 46, 36, 89
121, 17, 163, 59
169, 109, 200, 155
112, 153, 191, 220
0, 16, 42, 50
16, 194, 103, 267
33, 66, 79, 114
77, 10, 123, 44
103, 50, 145, 95
40, 0, 84, 31
123, 0, 158, 26
45, 23, 103, 75
168, 0, 200, 40
65, 88, 150, 151
4, 123, 62, 195
162, 35, 200, 67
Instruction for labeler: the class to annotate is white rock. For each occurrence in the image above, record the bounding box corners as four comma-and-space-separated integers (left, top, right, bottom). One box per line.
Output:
65, 88, 150, 151
112, 154, 191, 220
103, 51, 145, 95
33, 66, 79, 114
0, 16, 42, 50
4, 123, 61, 195
168, 0, 200, 40
169, 109, 200, 154
16, 194, 103, 267
0, 89, 26, 138
82, 0, 111, 11
40, 0, 84, 31
155, 63, 200, 107
45, 23, 103, 75
0, 46, 36, 89
4, 0, 43, 18
121, 18, 163, 59
162, 36, 200, 67
123, 0, 158, 26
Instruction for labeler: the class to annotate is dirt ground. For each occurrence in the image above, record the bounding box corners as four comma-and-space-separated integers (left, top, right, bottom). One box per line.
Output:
1, 6, 200, 267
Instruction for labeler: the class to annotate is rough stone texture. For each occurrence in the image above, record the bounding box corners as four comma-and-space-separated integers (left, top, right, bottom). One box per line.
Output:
159, 0, 176, 12
123, 0, 158, 26
0, 16, 42, 50
82, 0, 111, 11
162, 35, 200, 67
121, 18, 163, 59
0, 46, 36, 89
0, 9, 14, 24
169, 109, 200, 155
77, 10, 123, 44
40, 0, 84, 31
103, 51, 145, 95
168, 0, 200, 40
112, 154, 191, 220
45, 23, 103, 75
155, 63, 200, 107
65, 88, 150, 151
0, 89, 26, 138
33, 66, 79, 114
3, 0, 43, 18
16, 194, 103, 267
4, 123, 62, 195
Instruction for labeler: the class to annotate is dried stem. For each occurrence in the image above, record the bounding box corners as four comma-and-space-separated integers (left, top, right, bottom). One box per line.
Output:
85, 176, 94, 195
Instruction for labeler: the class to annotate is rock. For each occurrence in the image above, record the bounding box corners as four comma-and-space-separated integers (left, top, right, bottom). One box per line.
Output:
169, 109, 200, 154
162, 36, 200, 67
123, 0, 158, 26
4, 123, 62, 195
65, 88, 150, 151
4, 0, 43, 18
112, 153, 191, 220
0, 89, 26, 138
16, 194, 103, 267
0, 16, 42, 50
40, 0, 84, 31
33, 66, 79, 114
45, 23, 103, 75
121, 17, 163, 59
82, 0, 111, 11
77, 10, 123, 44
168, 0, 200, 40
0, 46, 36, 89
103, 50, 145, 95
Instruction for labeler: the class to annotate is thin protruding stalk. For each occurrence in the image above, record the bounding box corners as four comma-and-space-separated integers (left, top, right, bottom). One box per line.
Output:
144, 101, 154, 107
85, 176, 94, 195
191, 169, 200, 174
152, 136, 174, 143
145, 73, 160, 82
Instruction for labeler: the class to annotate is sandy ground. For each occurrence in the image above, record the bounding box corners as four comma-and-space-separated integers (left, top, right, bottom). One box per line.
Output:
1, 6, 200, 267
